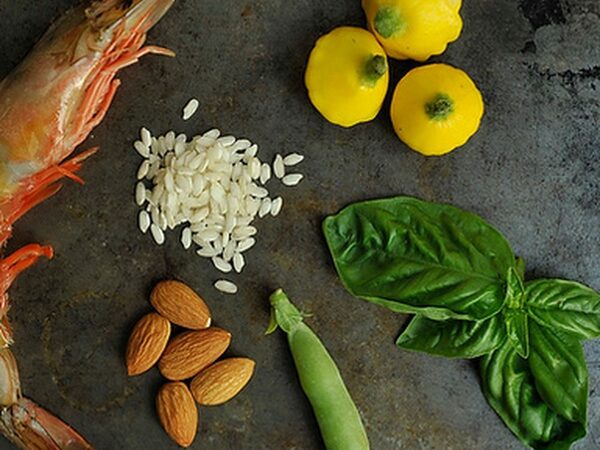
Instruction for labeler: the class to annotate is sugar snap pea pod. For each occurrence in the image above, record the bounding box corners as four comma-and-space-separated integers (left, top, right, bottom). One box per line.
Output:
267, 289, 369, 450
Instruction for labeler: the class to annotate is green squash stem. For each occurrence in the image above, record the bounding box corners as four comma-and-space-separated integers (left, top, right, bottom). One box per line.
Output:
425, 93, 455, 121
361, 55, 387, 87
374, 7, 406, 38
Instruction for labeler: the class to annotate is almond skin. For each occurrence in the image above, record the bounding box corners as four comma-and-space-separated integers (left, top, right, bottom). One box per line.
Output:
159, 328, 231, 381
151, 280, 212, 330
126, 313, 171, 376
156, 382, 198, 448
190, 358, 256, 406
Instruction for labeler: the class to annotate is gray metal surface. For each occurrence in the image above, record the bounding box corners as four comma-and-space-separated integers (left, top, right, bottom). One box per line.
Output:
0, 0, 598, 449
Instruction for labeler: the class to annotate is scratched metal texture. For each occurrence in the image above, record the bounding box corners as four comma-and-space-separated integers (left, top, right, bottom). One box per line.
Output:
0, 0, 598, 449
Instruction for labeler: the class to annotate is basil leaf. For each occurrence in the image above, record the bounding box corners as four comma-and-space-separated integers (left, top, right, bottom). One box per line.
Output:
504, 309, 529, 358
396, 314, 506, 358
323, 197, 515, 320
515, 257, 526, 280
525, 279, 600, 339
528, 322, 588, 424
481, 342, 586, 449
505, 267, 525, 309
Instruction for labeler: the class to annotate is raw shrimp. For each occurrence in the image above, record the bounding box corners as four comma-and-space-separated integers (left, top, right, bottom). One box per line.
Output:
0, 0, 175, 448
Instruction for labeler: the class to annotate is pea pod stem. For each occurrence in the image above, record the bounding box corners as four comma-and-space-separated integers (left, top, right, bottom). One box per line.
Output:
268, 289, 370, 450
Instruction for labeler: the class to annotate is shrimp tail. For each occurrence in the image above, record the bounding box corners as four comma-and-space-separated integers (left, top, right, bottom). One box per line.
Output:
0, 248, 89, 450
0, 398, 94, 450
0, 257, 92, 450
0, 349, 92, 450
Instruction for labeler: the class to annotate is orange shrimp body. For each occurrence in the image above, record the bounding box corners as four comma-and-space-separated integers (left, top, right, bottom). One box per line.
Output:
0, 0, 174, 243
0, 1, 174, 448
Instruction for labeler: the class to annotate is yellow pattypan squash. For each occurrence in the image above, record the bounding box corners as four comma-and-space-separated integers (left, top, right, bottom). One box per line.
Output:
390, 63, 484, 156
362, 0, 463, 61
305, 27, 389, 127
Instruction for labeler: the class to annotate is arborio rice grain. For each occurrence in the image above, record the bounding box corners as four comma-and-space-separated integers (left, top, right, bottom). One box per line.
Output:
133, 107, 305, 295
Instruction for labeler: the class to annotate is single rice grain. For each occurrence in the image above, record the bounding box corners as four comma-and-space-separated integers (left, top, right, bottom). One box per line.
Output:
218, 136, 236, 147
221, 231, 230, 249
249, 185, 268, 198
233, 139, 251, 151
139, 211, 151, 233
245, 144, 258, 158
137, 160, 150, 180
237, 237, 256, 253
283, 153, 304, 166
213, 256, 233, 273
258, 198, 272, 218
282, 173, 303, 186
271, 197, 283, 216
249, 158, 261, 180
181, 227, 192, 250
183, 98, 199, 121
135, 182, 146, 206
134, 140, 150, 158
197, 246, 219, 258
165, 131, 176, 151
260, 163, 271, 185
233, 253, 245, 273
223, 240, 236, 261
215, 280, 238, 294
150, 224, 165, 245
140, 128, 152, 147
204, 128, 221, 139
273, 154, 285, 178
198, 229, 220, 242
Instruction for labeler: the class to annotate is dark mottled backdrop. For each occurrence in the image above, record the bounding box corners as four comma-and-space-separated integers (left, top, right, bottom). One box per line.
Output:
0, 0, 598, 448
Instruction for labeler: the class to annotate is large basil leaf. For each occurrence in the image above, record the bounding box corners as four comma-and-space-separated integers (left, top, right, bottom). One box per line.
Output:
396, 314, 506, 358
480, 343, 586, 449
323, 197, 516, 320
525, 279, 600, 340
504, 309, 529, 358
528, 322, 588, 424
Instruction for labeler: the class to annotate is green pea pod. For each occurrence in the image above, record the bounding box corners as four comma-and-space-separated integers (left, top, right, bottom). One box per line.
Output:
267, 289, 369, 450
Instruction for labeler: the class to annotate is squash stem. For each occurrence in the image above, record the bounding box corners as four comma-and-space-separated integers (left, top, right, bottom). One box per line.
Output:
362, 55, 387, 87
425, 93, 455, 121
374, 7, 405, 38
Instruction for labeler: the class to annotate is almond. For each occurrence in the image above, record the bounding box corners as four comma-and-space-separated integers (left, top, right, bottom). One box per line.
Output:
151, 280, 212, 330
126, 313, 171, 376
156, 382, 198, 448
190, 357, 256, 406
159, 328, 231, 381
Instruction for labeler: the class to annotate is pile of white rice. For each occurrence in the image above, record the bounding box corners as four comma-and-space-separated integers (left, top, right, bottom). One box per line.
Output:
133, 99, 304, 294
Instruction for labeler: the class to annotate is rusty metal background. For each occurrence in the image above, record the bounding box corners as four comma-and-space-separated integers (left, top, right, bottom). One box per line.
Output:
0, 0, 599, 448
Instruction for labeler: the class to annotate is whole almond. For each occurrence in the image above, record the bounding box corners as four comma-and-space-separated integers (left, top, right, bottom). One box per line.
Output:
126, 313, 171, 376
159, 328, 231, 381
151, 280, 211, 330
156, 382, 198, 447
190, 358, 256, 406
